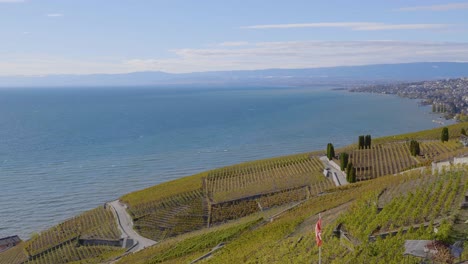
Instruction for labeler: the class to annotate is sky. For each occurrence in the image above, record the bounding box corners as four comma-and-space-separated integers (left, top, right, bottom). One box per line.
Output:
1, 0, 468, 76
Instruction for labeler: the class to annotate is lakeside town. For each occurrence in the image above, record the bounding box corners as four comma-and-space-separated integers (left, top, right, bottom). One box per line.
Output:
350, 77, 468, 120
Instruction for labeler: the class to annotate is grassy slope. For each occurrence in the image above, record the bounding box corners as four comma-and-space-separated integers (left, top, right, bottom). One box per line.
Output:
375, 122, 467, 143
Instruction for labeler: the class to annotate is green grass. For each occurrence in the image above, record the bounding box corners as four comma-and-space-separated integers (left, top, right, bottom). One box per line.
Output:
120, 171, 207, 208
375, 122, 468, 143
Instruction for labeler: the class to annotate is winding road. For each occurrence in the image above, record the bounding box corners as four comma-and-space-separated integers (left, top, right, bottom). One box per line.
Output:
108, 200, 157, 253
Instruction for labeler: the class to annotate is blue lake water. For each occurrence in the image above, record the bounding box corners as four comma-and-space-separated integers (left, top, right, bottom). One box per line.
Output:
0, 86, 452, 239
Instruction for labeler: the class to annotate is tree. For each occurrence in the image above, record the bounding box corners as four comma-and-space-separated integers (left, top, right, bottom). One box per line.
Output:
461, 128, 466, 136
358, 135, 365, 149
326, 143, 335, 160
346, 162, 353, 182
349, 167, 356, 183
364, 135, 372, 149
340, 152, 349, 171
409, 140, 420, 156
441, 127, 449, 142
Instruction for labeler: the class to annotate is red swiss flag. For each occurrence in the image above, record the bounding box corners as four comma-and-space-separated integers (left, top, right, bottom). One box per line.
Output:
315, 216, 322, 247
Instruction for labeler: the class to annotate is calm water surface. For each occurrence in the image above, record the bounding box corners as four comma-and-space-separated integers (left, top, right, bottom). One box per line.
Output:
0, 86, 452, 238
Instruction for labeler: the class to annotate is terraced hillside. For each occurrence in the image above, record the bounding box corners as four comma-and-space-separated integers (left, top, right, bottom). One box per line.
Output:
125, 153, 331, 240
130, 189, 206, 241
0, 207, 123, 264
205, 155, 325, 203
119, 166, 468, 263
2, 122, 467, 264
346, 140, 465, 181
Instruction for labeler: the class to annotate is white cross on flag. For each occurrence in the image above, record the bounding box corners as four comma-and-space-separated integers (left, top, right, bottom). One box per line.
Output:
315, 216, 322, 247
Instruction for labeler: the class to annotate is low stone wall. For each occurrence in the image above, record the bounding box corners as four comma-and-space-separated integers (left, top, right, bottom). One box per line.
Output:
78, 238, 122, 247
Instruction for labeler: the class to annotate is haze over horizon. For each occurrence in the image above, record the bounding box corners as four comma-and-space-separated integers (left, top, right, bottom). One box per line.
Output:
1, 0, 468, 77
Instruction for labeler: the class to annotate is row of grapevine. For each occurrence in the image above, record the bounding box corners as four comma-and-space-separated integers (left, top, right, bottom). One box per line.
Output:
254, 168, 467, 264
0, 243, 28, 264
347, 143, 419, 181
25, 207, 120, 257
210, 178, 335, 224
206, 154, 313, 180
129, 189, 203, 219
24, 240, 123, 264
337, 169, 467, 241
420, 140, 461, 159
346, 140, 464, 182
206, 157, 324, 202
132, 189, 206, 241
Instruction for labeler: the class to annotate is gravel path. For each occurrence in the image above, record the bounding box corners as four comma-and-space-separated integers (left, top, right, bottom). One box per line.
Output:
108, 200, 157, 253
319, 156, 348, 186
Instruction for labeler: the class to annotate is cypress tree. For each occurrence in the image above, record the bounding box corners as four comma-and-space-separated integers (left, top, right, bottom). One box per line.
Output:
409, 140, 420, 156
326, 143, 332, 160
346, 162, 353, 182
329, 143, 335, 160
358, 135, 365, 149
364, 135, 372, 149
441, 127, 449, 142
340, 152, 349, 171
350, 167, 357, 183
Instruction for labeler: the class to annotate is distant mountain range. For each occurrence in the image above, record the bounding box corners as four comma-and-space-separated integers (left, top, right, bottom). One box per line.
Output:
1, 62, 468, 87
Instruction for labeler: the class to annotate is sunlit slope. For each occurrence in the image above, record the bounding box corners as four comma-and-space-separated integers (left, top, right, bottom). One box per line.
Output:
0, 207, 123, 264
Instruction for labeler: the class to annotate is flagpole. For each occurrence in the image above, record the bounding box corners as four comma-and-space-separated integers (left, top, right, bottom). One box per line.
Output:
319, 246, 321, 264
318, 213, 321, 264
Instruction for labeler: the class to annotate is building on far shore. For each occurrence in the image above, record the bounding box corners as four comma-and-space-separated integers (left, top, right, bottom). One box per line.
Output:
0, 235, 21, 253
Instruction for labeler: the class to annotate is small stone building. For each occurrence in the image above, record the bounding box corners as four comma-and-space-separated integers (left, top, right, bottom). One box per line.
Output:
461, 135, 468, 147
0, 235, 21, 253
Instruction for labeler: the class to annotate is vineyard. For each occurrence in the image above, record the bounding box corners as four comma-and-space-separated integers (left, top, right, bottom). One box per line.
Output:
195, 167, 468, 264
130, 189, 206, 241
3, 123, 468, 264
122, 153, 331, 240
345, 140, 464, 181
24, 240, 124, 264
0, 207, 122, 264
0, 243, 27, 264
205, 155, 325, 202
25, 207, 120, 256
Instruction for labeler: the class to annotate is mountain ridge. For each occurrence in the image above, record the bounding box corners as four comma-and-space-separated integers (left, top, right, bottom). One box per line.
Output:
1, 62, 468, 87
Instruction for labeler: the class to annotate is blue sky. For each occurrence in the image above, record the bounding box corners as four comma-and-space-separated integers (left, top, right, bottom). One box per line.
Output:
1, 0, 468, 75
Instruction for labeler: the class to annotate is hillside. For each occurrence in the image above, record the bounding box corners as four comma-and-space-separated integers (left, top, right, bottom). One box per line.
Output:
1, 122, 467, 263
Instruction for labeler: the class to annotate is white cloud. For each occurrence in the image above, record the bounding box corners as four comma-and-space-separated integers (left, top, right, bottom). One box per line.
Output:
2, 41, 468, 75
123, 41, 468, 73
0, 0, 24, 3
46, 13, 64, 17
218, 41, 249, 47
398, 2, 468, 11
243, 22, 451, 31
